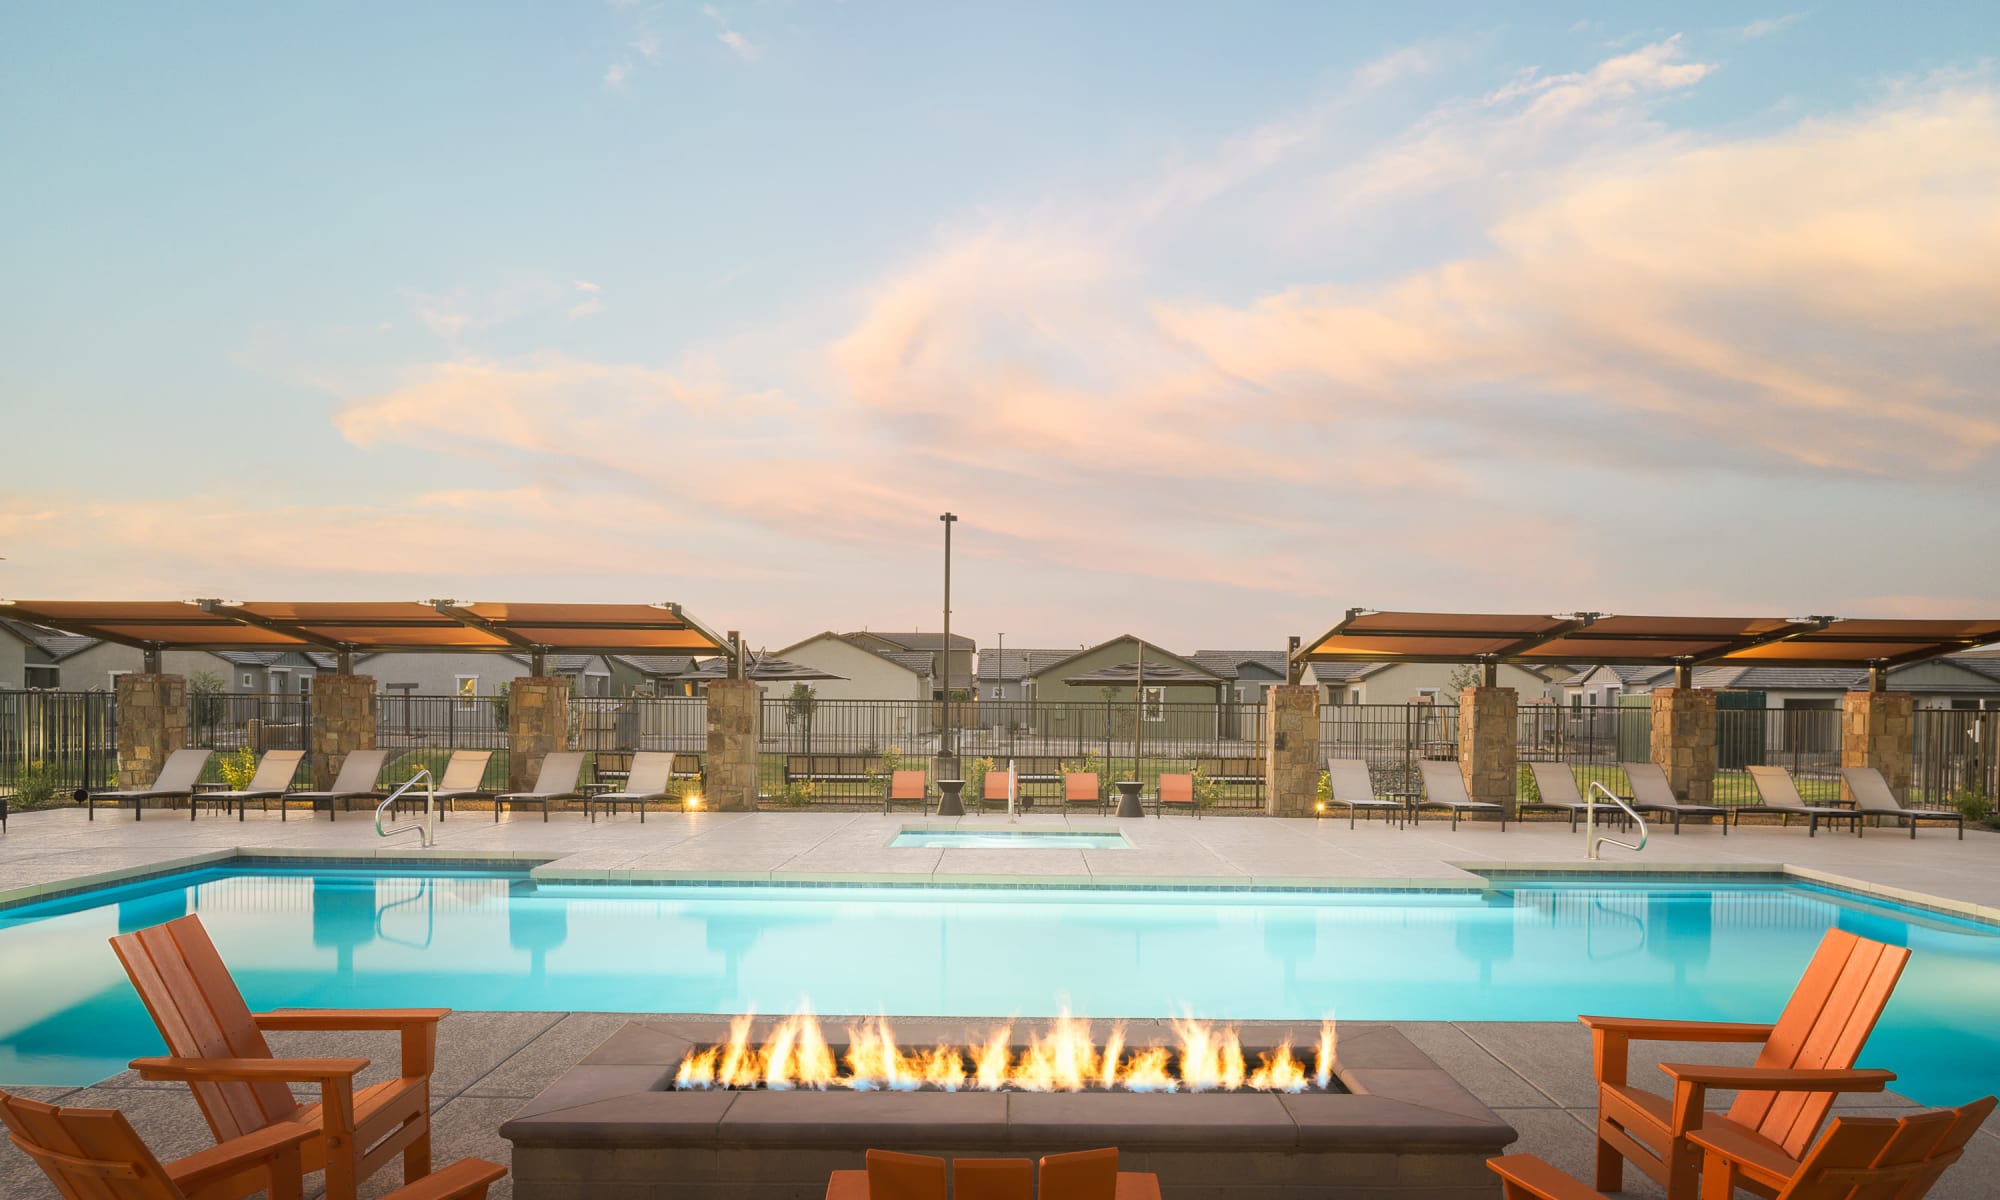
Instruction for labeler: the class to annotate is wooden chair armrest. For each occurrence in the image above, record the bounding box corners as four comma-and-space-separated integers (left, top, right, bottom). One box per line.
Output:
1661, 1063, 1895, 1091
383, 1157, 509, 1200
165, 1120, 317, 1194
255, 1008, 450, 1031
130, 1055, 370, 1084
1576, 1016, 1776, 1041
1484, 1154, 1608, 1200
1686, 1125, 1800, 1192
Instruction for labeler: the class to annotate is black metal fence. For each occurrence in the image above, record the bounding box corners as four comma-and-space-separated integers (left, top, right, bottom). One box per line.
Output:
1914, 709, 1998, 807
374, 692, 512, 789
186, 692, 312, 785
0, 690, 117, 802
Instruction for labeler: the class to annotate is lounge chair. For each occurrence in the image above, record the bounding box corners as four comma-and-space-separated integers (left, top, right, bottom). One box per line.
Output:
193, 749, 305, 821
1324, 758, 1404, 827
1523, 762, 1603, 831
83, 748, 212, 821
0, 1088, 508, 1200
884, 768, 928, 813
1580, 926, 1909, 1199
587, 751, 677, 822
493, 750, 586, 822
1157, 772, 1199, 818
411, 749, 496, 818
111, 914, 450, 1200
1617, 761, 1730, 834
1842, 765, 1965, 839
1062, 772, 1105, 814
1415, 759, 1507, 830
1487, 1094, 1994, 1200
286, 748, 390, 822
981, 770, 1014, 813
1743, 765, 1864, 836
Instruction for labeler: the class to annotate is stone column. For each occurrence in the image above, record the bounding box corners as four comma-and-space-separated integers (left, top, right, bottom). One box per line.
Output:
1263, 685, 1320, 817
1649, 688, 1717, 804
310, 674, 377, 802
116, 674, 187, 795
1459, 687, 1518, 816
508, 676, 573, 798
704, 679, 763, 811
1841, 690, 1915, 804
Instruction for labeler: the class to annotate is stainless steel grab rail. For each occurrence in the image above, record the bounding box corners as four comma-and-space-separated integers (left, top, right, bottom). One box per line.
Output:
375, 769, 437, 849
1585, 781, 1647, 860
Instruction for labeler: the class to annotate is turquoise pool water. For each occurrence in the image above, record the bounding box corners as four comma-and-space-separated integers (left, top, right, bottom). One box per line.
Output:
889, 830, 1129, 849
2, 865, 1996, 1103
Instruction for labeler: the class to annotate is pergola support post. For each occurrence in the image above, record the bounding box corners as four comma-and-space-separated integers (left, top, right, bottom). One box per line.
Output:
310, 674, 377, 796
1649, 687, 1717, 804
116, 673, 187, 795
1459, 685, 1518, 816
1841, 690, 1915, 805
508, 676, 572, 797
705, 678, 762, 810
1263, 685, 1319, 816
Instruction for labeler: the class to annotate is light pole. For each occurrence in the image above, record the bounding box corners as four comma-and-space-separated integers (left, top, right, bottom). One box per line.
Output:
940, 512, 958, 764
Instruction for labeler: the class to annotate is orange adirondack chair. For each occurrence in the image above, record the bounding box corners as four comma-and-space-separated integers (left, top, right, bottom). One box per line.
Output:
1486, 1095, 1994, 1200
885, 769, 928, 813
109, 916, 447, 1200
825, 1148, 1159, 1200
1580, 927, 1910, 1199
0, 1088, 506, 1200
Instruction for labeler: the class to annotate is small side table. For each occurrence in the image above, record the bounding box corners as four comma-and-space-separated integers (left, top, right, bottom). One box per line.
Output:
935, 779, 966, 817
1113, 780, 1146, 818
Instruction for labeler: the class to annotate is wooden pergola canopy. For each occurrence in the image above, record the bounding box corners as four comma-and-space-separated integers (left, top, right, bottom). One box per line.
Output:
0, 599, 732, 662
1296, 610, 2000, 671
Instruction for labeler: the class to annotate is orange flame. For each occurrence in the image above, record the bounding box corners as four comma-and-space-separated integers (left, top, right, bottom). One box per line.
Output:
675, 1006, 1338, 1093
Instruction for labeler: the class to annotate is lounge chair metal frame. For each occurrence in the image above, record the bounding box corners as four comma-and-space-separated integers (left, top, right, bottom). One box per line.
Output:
286, 748, 391, 822
1616, 761, 1730, 834
82, 748, 213, 821
1414, 759, 1507, 830
1323, 758, 1405, 828
586, 751, 681, 822
1741, 765, 1864, 837
1841, 765, 1964, 839
193, 749, 306, 822
493, 750, 586, 822
410, 749, 496, 819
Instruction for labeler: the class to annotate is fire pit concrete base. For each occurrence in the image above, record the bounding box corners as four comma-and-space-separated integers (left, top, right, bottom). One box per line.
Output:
500, 1019, 1517, 1200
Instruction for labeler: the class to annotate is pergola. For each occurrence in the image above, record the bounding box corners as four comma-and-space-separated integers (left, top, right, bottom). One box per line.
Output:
0, 599, 735, 676
1294, 610, 2000, 690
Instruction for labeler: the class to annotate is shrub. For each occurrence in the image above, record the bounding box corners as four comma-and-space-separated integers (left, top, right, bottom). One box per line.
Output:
218, 746, 258, 791
1955, 789, 1992, 825
1191, 766, 1222, 810
780, 779, 819, 808
1316, 770, 1331, 802
1060, 750, 1105, 782
9, 760, 65, 810
965, 756, 994, 799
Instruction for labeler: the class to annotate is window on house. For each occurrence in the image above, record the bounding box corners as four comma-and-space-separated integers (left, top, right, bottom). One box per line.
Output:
1604, 686, 1621, 705
456, 675, 479, 709
992, 686, 1003, 700
24, 664, 59, 689
1571, 693, 1583, 710
1236, 684, 1250, 703
270, 669, 288, 695
1325, 688, 1343, 706
107, 669, 129, 692
241, 673, 254, 689
299, 675, 312, 698
1951, 699, 1981, 711
1142, 686, 1165, 722
1587, 692, 1599, 706
1347, 689, 1361, 705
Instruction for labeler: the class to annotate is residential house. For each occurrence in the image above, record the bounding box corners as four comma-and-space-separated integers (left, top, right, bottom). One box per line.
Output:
977, 648, 1078, 704
766, 633, 931, 702
1016, 636, 1232, 740
1558, 657, 2000, 713
357, 651, 616, 702
610, 655, 706, 697
1187, 650, 1290, 705
845, 632, 975, 700
1298, 659, 1562, 706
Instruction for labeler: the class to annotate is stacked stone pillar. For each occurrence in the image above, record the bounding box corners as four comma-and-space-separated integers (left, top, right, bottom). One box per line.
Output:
1263, 685, 1320, 816
1458, 687, 1518, 816
704, 679, 763, 812
310, 674, 378, 803
115, 674, 188, 796
1649, 687, 1717, 804
1841, 690, 1915, 804
508, 676, 573, 800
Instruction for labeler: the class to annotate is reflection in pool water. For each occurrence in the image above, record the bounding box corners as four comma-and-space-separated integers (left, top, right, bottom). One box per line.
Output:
2, 866, 1995, 1103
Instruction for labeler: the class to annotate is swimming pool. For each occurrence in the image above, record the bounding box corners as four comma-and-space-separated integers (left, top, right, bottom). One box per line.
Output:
2, 864, 1995, 1103
888, 829, 1129, 849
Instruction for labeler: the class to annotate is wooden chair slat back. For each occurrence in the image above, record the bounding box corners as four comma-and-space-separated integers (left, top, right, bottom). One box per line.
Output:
1040, 1147, 1119, 1200
952, 1157, 1033, 1200
890, 770, 927, 800
1064, 774, 1099, 802
109, 917, 299, 1140
625, 752, 676, 793
1158, 774, 1194, 804
439, 751, 494, 790
0, 1090, 182, 1200
1778, 1098, 1994, 1200
864, 1149, 947, 1200
1730, 929, 1910, 1155
247, 751, 305, 792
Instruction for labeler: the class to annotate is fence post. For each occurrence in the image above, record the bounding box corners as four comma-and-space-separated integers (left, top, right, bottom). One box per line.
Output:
310, 674, 378, 795
704, 678, 763, 811
115, 674, 188, 794
1459, 686, 1518, 816
1649, 687, 1717, 804
1263, 685, 1320, 816
1841, 690, 1916, 805
508, 676, 573, 796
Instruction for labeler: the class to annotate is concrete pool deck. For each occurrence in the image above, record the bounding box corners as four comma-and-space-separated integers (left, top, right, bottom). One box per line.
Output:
2, 806, 1998, 1198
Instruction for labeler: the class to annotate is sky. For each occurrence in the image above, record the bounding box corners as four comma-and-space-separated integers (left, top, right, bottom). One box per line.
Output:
2, 2, 1997, 655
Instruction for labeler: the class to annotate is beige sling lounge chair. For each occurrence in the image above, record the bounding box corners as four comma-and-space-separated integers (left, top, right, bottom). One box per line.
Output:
1618, 761, 1729, 834
1743, 765, 1864, 837
1324, 758, 1403, 827
1523, 762, 1603, 832
493, 751, 585, 822
586, 751, 678, 822
287, 749, 390, 822
84, 748, 212, 821
1841, 766, 1964, 839
196, 750, 305, 822
409, 750, 496, 818
1415, 759, 1506, 830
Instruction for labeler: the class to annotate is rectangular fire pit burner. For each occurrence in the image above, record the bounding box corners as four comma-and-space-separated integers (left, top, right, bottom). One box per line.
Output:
503, 1015, 1518, 1200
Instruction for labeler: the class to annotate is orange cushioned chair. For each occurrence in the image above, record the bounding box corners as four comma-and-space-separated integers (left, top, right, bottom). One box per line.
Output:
1487, 1094, 1994, 1200
1155, 773, 1197, 819
1581, 926, 1910, 1199
0, 1088, 505, 1200
110, 915, 447, 1200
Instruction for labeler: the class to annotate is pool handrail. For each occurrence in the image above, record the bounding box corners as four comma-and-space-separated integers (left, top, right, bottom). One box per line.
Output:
1584, 782, 1646, 860
377, 768, 437, 848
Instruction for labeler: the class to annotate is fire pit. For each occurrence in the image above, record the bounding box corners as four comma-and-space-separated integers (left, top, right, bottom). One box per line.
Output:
501, 1013, 1516, 1200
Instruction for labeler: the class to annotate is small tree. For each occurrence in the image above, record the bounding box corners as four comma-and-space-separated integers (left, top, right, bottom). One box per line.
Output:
188, 670, 226, 727
1447, 662, 1484, 698
785, 684, 818, 754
